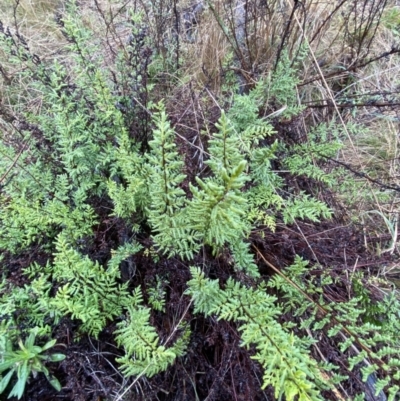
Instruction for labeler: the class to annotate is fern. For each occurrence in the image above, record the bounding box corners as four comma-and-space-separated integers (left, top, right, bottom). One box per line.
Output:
115, 287, 190, 377
284, 122, 343, 185
230, 240, 260, 277
0, 275, 55, 335
207, 111, 244, 173
227, 87, 276, 154
283, 192, 333, 224
107, 128, 145, 219
107, 241, 143, 275
147, 275, 169, 312
184, 111, 253, 257
269, 256, 400, 399
186, 267, 326, 400
266, 50, 304, 118
49, 234, 134, 337
187, 161, 249, 251
249, 141, 280, 184
0, 7, 369, 398
146, 102, 200, 259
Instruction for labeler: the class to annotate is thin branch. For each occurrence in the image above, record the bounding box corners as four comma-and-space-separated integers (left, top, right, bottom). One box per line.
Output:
300, 47, 400, 87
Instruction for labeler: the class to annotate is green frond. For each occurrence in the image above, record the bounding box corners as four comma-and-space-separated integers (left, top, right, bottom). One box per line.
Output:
147, 276, 169, 312
115, 298, 190, 378
145, 102, 198, 258
187, 268, 325, 400
283, 193, 333, 224
230, 240, 259, 277
208, 111, 244, 173
187, 161, 249, 251
49, 234, 132, 337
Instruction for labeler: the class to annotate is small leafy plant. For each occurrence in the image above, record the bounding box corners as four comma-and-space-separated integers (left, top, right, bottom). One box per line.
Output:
0, 328, 65, 399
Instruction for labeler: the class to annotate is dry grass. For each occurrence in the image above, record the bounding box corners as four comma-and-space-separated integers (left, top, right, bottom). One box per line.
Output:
0, 0, 65, 52
332, 3, 400, 262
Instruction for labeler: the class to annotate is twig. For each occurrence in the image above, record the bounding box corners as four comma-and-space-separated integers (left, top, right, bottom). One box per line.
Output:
300, 47, 400, 87
321, 155, 400, 193
0, 139, 29, 188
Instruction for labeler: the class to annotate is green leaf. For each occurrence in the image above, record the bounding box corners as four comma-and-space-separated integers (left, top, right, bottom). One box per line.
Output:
47, 353, 66, 362
40, 339, 57, 352
0, 369, 15, 393
46, 374, 63, 391
0, 359, 19, 374
9, 361, 29, 399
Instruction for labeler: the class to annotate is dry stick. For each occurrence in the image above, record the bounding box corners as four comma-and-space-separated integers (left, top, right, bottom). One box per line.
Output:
162, 299, 193, 347
174, 127, 211, 159
292, 216, 320, 263
0, 138, 29, 187
299, 47, 400, 87
205, 0, 246, 73
319, 156, 400, 193
204, 349, 234, 401
114, 364, 150, 401
283, 1, 353, 153
309, 0, 347, 44
308, 101, 400, 109
304, 326, 348, 401
305, 89, 400, 105
334, 64, 400, 99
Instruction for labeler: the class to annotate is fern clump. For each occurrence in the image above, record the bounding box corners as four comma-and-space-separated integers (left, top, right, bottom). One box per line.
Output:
1, 2, 394, 399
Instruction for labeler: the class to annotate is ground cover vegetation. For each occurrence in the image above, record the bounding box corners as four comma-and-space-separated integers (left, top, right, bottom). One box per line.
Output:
0, 0, 400, 399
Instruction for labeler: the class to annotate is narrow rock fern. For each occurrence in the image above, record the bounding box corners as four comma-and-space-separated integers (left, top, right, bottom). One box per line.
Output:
0, 5, 355, 399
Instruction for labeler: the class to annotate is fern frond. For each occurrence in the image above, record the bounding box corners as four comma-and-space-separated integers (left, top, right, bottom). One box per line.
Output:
146, 102, 199, 258
230, 240, 259, 277
115, 296, 190, 377
208, 111, 244, 173
283, 193, 332, 224
50, 234, 132, 337
187, 161, 249, 251
187, 267, 325, 400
